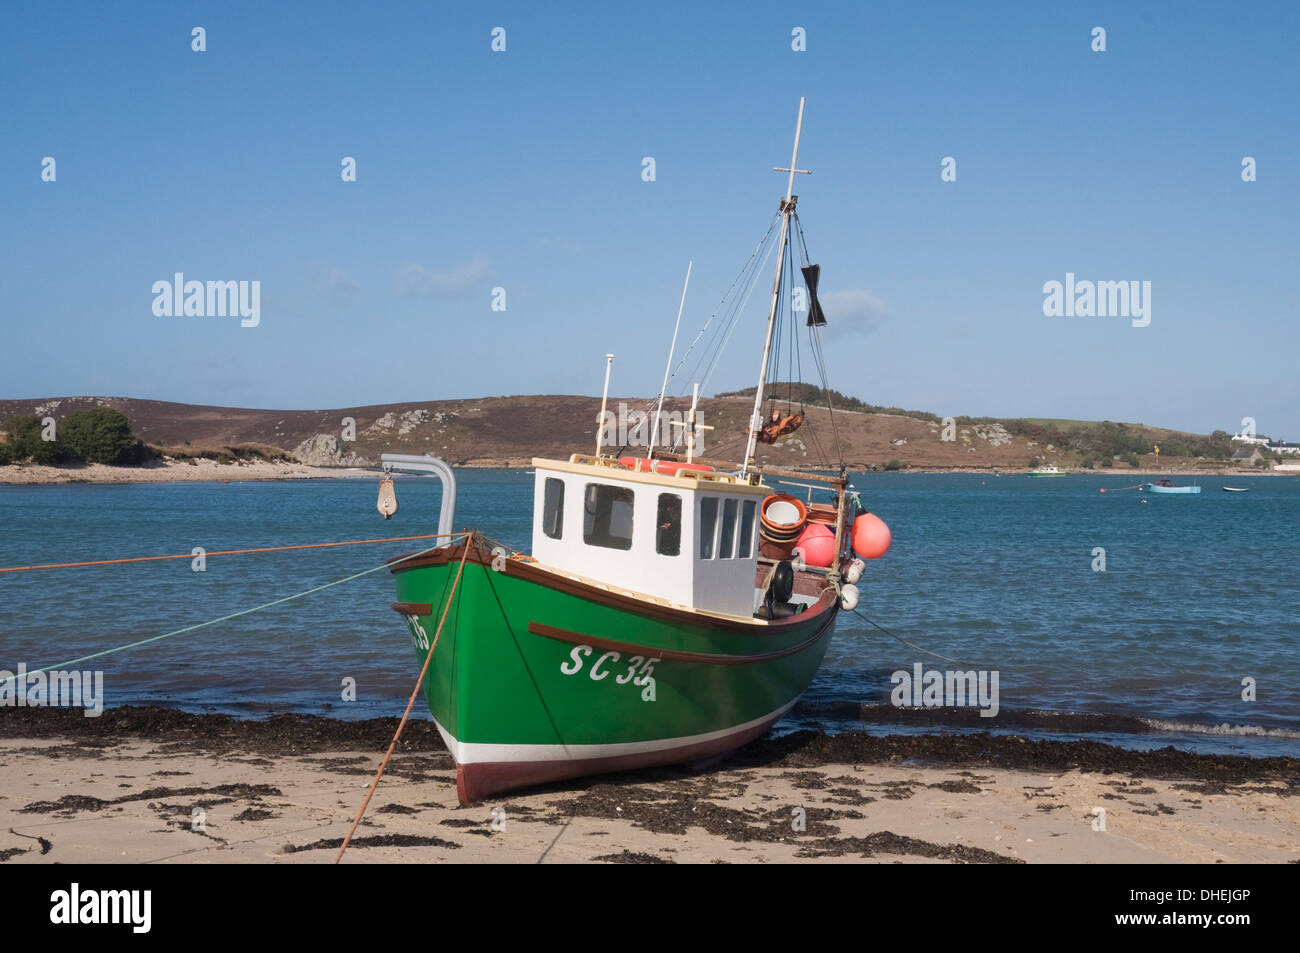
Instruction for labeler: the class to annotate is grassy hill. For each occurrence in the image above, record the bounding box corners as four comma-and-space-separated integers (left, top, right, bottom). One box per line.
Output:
0, 391, 1247, 472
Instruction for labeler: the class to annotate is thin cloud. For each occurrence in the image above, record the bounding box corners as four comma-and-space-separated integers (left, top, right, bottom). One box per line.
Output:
819, 288, 887, 333
318, 266, 360, 304
397, 257, 491, 297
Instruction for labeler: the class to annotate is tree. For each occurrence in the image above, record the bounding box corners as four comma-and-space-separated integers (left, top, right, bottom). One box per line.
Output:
61, 408, 138, 464
1, 414, 67, 464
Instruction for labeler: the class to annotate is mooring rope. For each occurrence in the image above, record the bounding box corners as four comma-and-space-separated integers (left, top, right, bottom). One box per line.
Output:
335, 535, 474, 864
850, 607, 983, 667
0, 532, 460, 574
0, 533, 468, 690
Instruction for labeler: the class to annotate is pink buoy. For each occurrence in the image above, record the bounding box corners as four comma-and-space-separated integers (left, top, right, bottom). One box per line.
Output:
852, 512, 891, 559
793, 522, 836, 568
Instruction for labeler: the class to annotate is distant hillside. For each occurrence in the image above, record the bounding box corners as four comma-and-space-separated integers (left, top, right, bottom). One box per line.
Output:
0, 392, 1242, 471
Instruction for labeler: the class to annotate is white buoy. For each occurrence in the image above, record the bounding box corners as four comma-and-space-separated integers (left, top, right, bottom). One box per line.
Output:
839, 583, 860, 611
845, 558, 865, 584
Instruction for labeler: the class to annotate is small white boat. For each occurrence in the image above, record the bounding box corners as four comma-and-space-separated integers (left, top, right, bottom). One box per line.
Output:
1222, 486, 1250, 493
1025, 466, 1064, 477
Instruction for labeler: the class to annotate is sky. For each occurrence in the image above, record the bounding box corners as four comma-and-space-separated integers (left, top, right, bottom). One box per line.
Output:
3, 1, 1297, 439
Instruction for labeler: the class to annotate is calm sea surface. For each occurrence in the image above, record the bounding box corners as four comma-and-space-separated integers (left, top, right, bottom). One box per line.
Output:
2, 471, 1297, 757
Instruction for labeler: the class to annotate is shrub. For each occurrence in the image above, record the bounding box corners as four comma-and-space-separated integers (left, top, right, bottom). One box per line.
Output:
1080, 457, 1094, 469
0, 440, 11, 465
884, 459, 901, 471
1124, 453, 1141, 468
62, 408, 138, 464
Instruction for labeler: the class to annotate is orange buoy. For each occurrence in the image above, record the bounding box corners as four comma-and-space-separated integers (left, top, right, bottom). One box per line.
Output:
852, 512, 891, 559
794, 522, 835, 567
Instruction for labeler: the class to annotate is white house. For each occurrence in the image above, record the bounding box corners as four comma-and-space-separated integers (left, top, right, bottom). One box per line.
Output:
1232, 433, 1270, 446
1266, 440, 1300, 455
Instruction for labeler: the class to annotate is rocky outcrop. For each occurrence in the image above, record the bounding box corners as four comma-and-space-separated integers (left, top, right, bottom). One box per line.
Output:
292, 434, 371, 467
363, 409, 436, 437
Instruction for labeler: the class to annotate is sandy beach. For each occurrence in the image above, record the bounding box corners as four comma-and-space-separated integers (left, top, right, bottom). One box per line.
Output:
1, 708, 1295, 864
0, 460, 374, 485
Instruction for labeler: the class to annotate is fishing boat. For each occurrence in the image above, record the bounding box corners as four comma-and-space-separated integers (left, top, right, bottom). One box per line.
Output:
1222, 486, 1250, 493
377, 99, 891, 803
1025, 466, 1064, 477
1140, 478, 1201, 495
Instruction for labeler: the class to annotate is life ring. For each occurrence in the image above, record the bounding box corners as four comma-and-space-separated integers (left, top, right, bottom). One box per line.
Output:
617, 456, 715, 476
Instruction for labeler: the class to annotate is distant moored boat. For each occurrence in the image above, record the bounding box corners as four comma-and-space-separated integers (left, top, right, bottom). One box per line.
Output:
1140, 479, 1201, 495
1025, 466, 1064, 477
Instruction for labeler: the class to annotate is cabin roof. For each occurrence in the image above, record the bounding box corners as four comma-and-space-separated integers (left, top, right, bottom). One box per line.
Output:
532, 455, 771, 496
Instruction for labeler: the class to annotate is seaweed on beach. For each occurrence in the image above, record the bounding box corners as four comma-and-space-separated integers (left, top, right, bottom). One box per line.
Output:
0, 705, 448, 757
4, 705, 1297, 789
19, 783, 280, 814
793, 830, 1024, 864
283, 833, 459, 853
592, 850, 675, 864
733, 728, 1300, 785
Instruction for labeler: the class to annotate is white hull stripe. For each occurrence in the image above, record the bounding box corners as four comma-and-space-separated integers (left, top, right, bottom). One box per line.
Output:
433, 696, 801, 765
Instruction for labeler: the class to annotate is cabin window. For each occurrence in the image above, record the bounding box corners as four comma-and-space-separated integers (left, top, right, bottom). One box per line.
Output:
656, 493, 682, 556
699, 497, 719, 559
738, 499, 756, 558
542, 478, 565, 539
719, 498, 738, 559
583, 483, 635, 551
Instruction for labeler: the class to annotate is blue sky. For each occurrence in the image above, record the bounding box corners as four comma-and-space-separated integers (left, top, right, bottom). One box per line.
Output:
3, 1, 1297, 439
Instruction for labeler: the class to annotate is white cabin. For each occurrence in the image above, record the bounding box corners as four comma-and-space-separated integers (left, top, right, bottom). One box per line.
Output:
530, 455, 768, 618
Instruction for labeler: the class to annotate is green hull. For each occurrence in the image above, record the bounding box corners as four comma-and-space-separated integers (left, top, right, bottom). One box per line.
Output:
390, 538, 836, 802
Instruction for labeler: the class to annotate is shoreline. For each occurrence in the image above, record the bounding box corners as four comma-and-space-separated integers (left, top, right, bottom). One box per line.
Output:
2, 707, 1295, 864
2, 459, 1293, 486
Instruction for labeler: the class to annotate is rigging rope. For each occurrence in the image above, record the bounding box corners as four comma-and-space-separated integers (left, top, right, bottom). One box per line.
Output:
0, 534, 469, 689
667, 213, 779, 403
0, 532, 463, 574
335, 536, 473, 864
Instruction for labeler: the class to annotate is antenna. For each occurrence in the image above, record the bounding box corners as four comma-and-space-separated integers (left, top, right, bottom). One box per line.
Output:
595, 353, 614, 458
648, 260, 692, 458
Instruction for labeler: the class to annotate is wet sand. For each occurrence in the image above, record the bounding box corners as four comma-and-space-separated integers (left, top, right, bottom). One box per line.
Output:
1, 707, 1295, 864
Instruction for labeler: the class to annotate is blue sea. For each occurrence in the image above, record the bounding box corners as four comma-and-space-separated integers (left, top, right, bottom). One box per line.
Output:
2, 471, 1297, 757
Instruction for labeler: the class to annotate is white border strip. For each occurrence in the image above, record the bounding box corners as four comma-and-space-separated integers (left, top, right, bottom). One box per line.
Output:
435, 695, 801, 764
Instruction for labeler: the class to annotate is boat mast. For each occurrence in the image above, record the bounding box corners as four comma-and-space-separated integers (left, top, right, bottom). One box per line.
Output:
742, 97, 809, 477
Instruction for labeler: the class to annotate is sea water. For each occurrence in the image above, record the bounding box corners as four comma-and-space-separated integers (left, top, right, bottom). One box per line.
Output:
1, 471, 1296, 757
